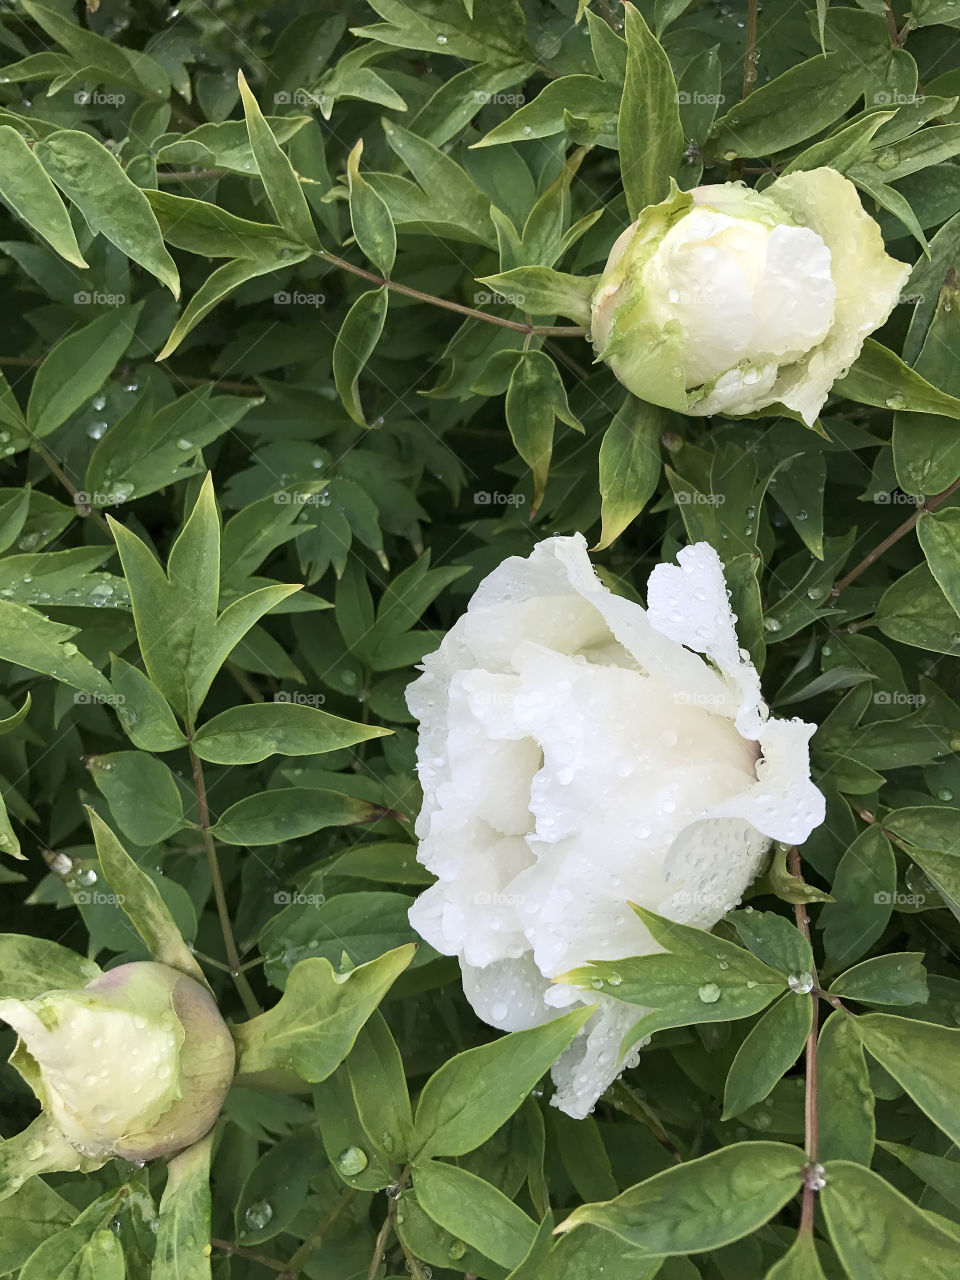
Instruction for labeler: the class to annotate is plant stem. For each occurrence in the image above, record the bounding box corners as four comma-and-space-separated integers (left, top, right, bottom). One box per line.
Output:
788, 847, 820, 1236
285, 1188, 359, 1271
365, 1211, 394, 1280
884, 0, 904, 44
742, 0, 760, 97
829, 472, 960, 600
210, 1239, 289, 1271
317, 249, 588, 338
187, 736, 261, 1018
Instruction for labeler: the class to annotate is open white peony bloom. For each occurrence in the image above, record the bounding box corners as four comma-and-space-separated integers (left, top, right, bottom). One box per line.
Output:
406, 536, 824, 1119
591, 168, 910, 426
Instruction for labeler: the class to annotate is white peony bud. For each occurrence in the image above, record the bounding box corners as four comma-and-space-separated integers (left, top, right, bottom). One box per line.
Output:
591, 168, 910, 426
405, 536, 825, 1119
0, 961, 235, 1161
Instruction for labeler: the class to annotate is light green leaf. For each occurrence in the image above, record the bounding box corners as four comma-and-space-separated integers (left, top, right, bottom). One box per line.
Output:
233, 945, 414, 1086
0, 1177, 75, 1276
766, 1234, 828, 1280
505, 349, 581, 515
21, 0, 169, 99
817, 1012, 875, 1166
237, 71, 322, 250
556, 1142, 805, 1253
618, 4, 684, 216
722, 993, 812, 1118
894, 274, 960, 495
413, 1160, 537, 1269
829, 953, 928, 1006
192, 700, 390, 764
0, 600, 111, 697
0, 127, 86, 267
211, 787, 391, 845
855, 1013, 960, 1145
918, 508, 960, 621
413, 1008, 592, 1159
87, 751, 185, 846
875, 563, 960, 655
345, 139, 396, 276
152, 1131, 214, 1280
109, 656, 189, 753
36, 131, 179, 294
346, 1011, 414, 1162
86, 807, 207, 985
475, 266, 594, 324
0, 934, 100, 1000
595, 395, 664, 550
837, 337, 960, 419
0, 1114, 105, 1206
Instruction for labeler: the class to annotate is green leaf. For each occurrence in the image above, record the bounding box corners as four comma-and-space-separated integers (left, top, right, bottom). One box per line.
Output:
156, 251, 312, 360
152, 1131, 214, 1280
556, 1142, 805, 1254
918, 508, 960, 619
210, 787, 391, 845
21, 1, 169, 99
87, 751, 185, 846
345, 139, 396, 276
0, 1114, 105, 1206
192, 700, 389, 764
146, 190, 300, 260
154, 117, 311, 175
817, 1011, 875, 1165
595, 396, 664, 550
237, 71, 322, 250
722, 994, 812, 1118
109, 655, 188, 753
879, 1140, 960, 1211
855, 1013, 960, 1145
876, 563, 960, 655
821, 1160, 960, 1278
837, 338, 960, 419
36, 130, 179, 295
353, 0, 533, 64
729, 908, 814, 977
86, 807, 206, 985
412, 1008, 592, 1159
26, 305, 142, 438
0, 934, 100, 1000
819, 827, 897, 972
382, 116, 494, 246
473, 75, 620, 150
894, 273, 960, 496
505, 350, 581, 515
0, 600, 111, 698
475, 266, 594, 324
233, 945, 414, 1087
829, 953, 928, 1006
413, 1160, 537, 1269
236, 1131, 326, 1245
618, 4, 684, 216
0, 127, 86, 268
345, 1011, 414, 1162
0, 1178, 75, 1276
332, 286, 389, 427
883, 804, 960, 906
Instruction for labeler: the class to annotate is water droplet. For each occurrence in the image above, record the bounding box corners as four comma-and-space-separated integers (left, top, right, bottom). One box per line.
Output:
91, 394, 107, 412
87, 420, 108, 440
788, 971, 814, 994
804, 1161, 827, 1191
176, 438, 194, 450
78, 867, 97, 885
62, 642, 78, 657
764, 617, 781, 633
490, 1001, 509, 1021
448, 1239, 467, 1260
336, 1146, 368, 1176
436, 32, 448, 43
937, 789, 954, 802
244, 1200, 273, 1231
885, 395, 906, 410
698, 982, 721, 1004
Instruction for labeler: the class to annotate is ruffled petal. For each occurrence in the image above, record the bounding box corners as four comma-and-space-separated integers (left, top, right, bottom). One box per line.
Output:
548, 996, 646, 1121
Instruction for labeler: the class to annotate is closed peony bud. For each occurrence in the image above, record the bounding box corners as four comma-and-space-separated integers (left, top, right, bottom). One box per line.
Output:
405, 536, 825, 1119
0, 961, 235, 1161
591, 168, 910, 426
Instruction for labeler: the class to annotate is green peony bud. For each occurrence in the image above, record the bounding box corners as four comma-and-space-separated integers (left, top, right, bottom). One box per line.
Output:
591, 168, 910, 425
0, 961, 235, 1161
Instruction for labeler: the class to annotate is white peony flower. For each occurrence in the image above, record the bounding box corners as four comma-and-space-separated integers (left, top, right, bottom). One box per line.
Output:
406, 536, 824, 1119
0, 961, 235, 1161
591, 168, 910, 426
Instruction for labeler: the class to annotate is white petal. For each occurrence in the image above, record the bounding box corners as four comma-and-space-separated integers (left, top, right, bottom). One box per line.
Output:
710, 715, 826, 843
460, 953, 555, 1032
645, 542, 766, 736
549, 996, 645, 1120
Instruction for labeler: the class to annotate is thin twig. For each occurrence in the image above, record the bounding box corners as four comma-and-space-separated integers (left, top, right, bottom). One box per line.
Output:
829, 473, 960, 600
285, 1188, 359, 1271
317, 250, 588, 339
187, 736, 261, 1018
741, 0, 760, 97
210, 1238, 289, 1271
365, 1211, 393, 1280
788, 847, 820, 1236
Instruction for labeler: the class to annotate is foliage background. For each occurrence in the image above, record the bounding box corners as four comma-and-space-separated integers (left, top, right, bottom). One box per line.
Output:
2, 0, 960, 1276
